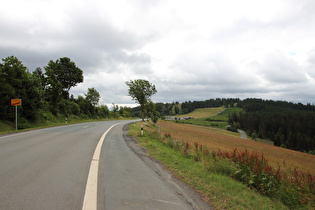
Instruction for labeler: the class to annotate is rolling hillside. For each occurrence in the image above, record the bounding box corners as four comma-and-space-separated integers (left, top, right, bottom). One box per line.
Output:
177, 106, 225, 119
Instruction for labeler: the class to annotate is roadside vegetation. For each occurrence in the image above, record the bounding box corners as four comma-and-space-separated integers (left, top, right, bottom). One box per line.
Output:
128, 121, 315, 209
0, 56, 135, 132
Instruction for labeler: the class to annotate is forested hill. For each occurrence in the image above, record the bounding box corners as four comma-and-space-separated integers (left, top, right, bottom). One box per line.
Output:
154, 98, 240, 116
238, 98, 315, 112
229, 98, 315, 153
154, 97, 314, 116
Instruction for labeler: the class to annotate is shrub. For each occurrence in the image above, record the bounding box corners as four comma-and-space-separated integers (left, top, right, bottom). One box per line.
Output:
192, 142, 202, 162
17, 117, 30, 129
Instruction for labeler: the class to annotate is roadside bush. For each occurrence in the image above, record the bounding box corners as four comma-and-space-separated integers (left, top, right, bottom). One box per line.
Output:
67, 101, 80, 116
39, 110, 56, 122
17, 117, 30, 129
192, 142, 202, 162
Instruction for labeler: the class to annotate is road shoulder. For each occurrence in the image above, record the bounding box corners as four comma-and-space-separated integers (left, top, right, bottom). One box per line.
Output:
123, 124, 213, 210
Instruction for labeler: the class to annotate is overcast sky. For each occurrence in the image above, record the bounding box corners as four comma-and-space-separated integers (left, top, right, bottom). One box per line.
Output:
1, 0, 315, 107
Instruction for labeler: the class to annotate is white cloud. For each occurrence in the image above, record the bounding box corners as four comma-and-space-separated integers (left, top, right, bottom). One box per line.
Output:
1, 0, 315, 105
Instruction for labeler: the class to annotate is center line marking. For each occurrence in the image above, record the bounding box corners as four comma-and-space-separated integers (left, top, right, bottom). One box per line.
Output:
82, 123, 120, 210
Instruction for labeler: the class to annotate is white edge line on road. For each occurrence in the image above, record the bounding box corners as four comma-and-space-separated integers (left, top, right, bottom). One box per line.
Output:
82, 123, 121, 210
0, 123, 79, 139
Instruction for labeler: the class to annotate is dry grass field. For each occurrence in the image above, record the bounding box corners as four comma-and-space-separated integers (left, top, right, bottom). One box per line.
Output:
155, 120, 315, 174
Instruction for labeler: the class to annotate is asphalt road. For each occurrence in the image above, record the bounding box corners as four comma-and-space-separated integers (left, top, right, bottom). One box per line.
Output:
237, 129, 247, 140
0, 120, 198, 210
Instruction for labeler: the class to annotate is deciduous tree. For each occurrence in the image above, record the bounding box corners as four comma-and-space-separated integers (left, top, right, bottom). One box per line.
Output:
85, 87, 100, 107
125, 79, 157, 121
45, 57, 83, 98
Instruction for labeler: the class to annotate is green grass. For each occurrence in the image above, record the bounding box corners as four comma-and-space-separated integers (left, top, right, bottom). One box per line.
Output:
208, 107, 243, 121
177, 107, 243, 129
128, 122, 288, 210
178, 107, 225, 119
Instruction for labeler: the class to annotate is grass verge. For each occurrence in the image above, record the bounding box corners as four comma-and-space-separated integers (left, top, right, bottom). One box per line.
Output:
128, 122, 292, 210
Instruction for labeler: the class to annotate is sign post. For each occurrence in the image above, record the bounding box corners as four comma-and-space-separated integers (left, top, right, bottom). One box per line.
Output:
11, 99, 22, 130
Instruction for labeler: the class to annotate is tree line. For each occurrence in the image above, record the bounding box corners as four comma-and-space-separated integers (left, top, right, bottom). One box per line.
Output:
229, 98, 315, 152
153, 98, 240, 116
0, 56, 133, 128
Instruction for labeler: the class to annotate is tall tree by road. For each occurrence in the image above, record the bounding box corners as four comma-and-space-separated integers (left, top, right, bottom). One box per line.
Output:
45, 57, 83, 99
125, 79, 157, 122
85, 87, 100, 107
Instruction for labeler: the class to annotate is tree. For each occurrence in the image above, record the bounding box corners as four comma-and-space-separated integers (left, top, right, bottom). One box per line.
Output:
145, 100, 155, 121
125, 79, 157, 122
45, 57, 83, 98
45, 68, 63, 115
77, 95, 92, 117
0, 56, 42, 122
151, 108, 160, 125
251, 132, 257, 141
33, 67, 46, 90
85, 88, 100, 107
112, 103, 119, 118
174, 104, 180, 115
97, 105, 109, 118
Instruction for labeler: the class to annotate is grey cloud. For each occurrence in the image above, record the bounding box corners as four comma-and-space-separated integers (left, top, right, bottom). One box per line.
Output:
211, 0, 315, 46
1, 0, 315, 105
306, 49, 315, 80
0, 5, 152, 75
252, 54, 308, 84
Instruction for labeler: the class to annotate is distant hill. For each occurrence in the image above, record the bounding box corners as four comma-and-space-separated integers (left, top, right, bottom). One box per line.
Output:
177, 107, 225, 119
154, 98, 315, 154
229, 98, 315, 153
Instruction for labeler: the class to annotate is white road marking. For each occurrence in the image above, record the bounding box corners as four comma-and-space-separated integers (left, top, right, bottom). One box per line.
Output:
0, 123, 79, 139
82, 123, 121, 210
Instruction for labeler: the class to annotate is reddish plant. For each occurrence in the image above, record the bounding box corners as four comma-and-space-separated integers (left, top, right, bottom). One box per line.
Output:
164, 133, 171, 138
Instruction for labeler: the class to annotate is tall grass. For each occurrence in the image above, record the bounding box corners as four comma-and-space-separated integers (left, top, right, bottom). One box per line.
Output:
174, 138, 314, 209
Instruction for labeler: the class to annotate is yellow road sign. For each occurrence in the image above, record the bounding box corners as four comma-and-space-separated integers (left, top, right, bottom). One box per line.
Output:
11, 99, 22, 106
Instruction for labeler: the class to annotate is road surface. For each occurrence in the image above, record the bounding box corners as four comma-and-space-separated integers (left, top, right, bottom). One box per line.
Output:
0, 120, 206, 209
237, 129, 247, 140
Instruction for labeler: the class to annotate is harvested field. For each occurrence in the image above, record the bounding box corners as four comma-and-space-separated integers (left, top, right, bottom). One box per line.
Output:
156, 120, 315, 174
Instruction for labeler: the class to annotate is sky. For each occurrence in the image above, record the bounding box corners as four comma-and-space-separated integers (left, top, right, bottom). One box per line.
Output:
1, 0, 315, 107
